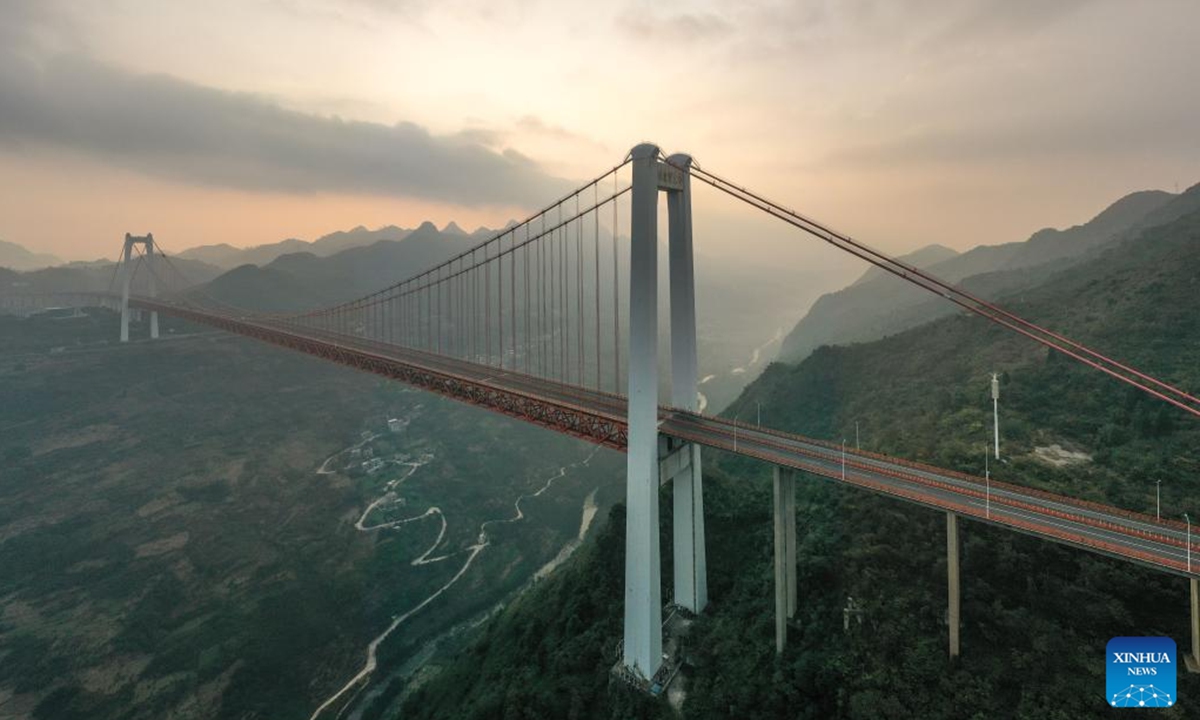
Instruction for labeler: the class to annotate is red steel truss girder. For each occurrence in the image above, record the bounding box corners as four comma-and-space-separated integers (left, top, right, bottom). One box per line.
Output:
130, 299, 629, 450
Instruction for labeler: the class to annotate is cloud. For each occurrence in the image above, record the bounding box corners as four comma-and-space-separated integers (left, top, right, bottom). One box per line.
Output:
0, 50, 573, 207
615, 8, 732, 45
516, 115, 609, 151
824, 104, 1200, 170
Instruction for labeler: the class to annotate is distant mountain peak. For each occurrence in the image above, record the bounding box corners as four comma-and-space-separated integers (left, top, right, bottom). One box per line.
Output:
415, 221, 439, 233
442, 221, 466, 236
0, 239, 62, 271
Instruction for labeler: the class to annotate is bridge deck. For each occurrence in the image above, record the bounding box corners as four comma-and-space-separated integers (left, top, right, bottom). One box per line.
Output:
100, 295, 1196, 580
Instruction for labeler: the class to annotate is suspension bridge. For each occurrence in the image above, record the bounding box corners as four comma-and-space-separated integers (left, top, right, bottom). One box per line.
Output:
5, 143, 1200, 694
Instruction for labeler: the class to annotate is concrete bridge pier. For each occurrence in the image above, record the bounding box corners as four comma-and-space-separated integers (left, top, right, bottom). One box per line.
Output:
1188, 578, 1200, 673
947, 511, 961, 660
667, 152, 707, 616
773, 466, 797, 653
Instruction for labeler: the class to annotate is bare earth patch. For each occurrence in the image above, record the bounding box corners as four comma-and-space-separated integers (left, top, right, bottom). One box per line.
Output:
80, 655, 153, 695
67, 558, 111, 574
2, 600, 41, 628
137, 492, 183, 518
0, 685, 39, 720
32, 423, 118, 457
135, 532, 190, 558
1034, 444, 1093, 467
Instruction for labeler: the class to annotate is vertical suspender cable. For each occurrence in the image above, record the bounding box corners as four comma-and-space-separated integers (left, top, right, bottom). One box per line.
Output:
524, 226, 531, 374
559, 204, 564, 381
549, 214, 554, 379
594, 181, 602, 390
612, 170, 621, 393
498, 241, 504, 368
540, 217, 547, 377
576, 193, 584, 385
510, 231, 517, 371
483, 245, 489, 363
469, 256, 474, 360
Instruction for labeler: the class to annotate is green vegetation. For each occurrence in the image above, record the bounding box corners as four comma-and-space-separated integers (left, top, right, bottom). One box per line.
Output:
399, 208, 1200, 717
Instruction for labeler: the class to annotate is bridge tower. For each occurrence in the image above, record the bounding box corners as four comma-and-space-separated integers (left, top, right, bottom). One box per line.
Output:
119, 233, 158, 342
623, 143, 707, 679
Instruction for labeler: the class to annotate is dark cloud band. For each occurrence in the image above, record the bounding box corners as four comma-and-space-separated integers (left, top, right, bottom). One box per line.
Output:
0, 51, 573, 206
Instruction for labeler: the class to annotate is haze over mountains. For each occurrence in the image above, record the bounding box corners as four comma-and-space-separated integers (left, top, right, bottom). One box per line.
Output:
0, 239, 62, 272
777, 184, 1200, 364
177, 221, 508, 270
0, 220, 519, 304
200, 221, 490, 312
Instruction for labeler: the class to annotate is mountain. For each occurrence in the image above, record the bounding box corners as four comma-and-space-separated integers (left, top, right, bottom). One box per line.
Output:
177, 225, 415, 270
311, 224, 411, 256
176, 221, 523, 271
397, 197, 1200, 720
198, 222, 481, 312
441, 221, 467, 236
1, 256, 223, 295
777, 188, 1182, 364
0, 239, 62, 271
848, 243, 958, 287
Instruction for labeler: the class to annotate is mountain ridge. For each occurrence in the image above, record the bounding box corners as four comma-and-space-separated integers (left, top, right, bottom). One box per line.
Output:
0, 239, 63, 272
777, 186, 1189, 364
177, 219, 518, 270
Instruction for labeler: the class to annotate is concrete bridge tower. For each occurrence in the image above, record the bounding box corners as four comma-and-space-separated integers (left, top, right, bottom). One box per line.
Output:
120, 233, 158, 342
623, 144, 707, 679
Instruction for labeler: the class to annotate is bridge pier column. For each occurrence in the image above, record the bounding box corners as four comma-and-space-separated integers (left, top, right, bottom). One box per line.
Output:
1188, 578, 1200, 673
120, 234, 133, 342
622, 143, 663, 680
147, 234, 158, 340
947, 511, 961, 660
774, 466, 797, 653
667, 153, 707, 615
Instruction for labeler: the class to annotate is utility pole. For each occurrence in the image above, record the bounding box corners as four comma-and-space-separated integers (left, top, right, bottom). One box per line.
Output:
841, 438, 846, 481
756, 401, 762, 428
1157, 479, 1162, 521
855, 421, 860, 451
991, 373, 1000, 460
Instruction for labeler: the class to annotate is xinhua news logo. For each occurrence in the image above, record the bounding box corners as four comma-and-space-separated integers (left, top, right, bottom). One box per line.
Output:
1107, 637, 1176, 708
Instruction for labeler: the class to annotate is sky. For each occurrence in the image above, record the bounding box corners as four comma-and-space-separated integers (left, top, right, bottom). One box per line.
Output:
1, 0, 1198, 262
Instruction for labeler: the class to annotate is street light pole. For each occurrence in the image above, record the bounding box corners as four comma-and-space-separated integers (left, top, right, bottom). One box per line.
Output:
756, 401, 762, 428
841, 438, 846, 482
1186, 513, 1192, 573
1156, 479, 1161, 521
855, 421, 860, 451
991, 373, 1001, 460
733, 411, 740, 453
985, 442, 990, 519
